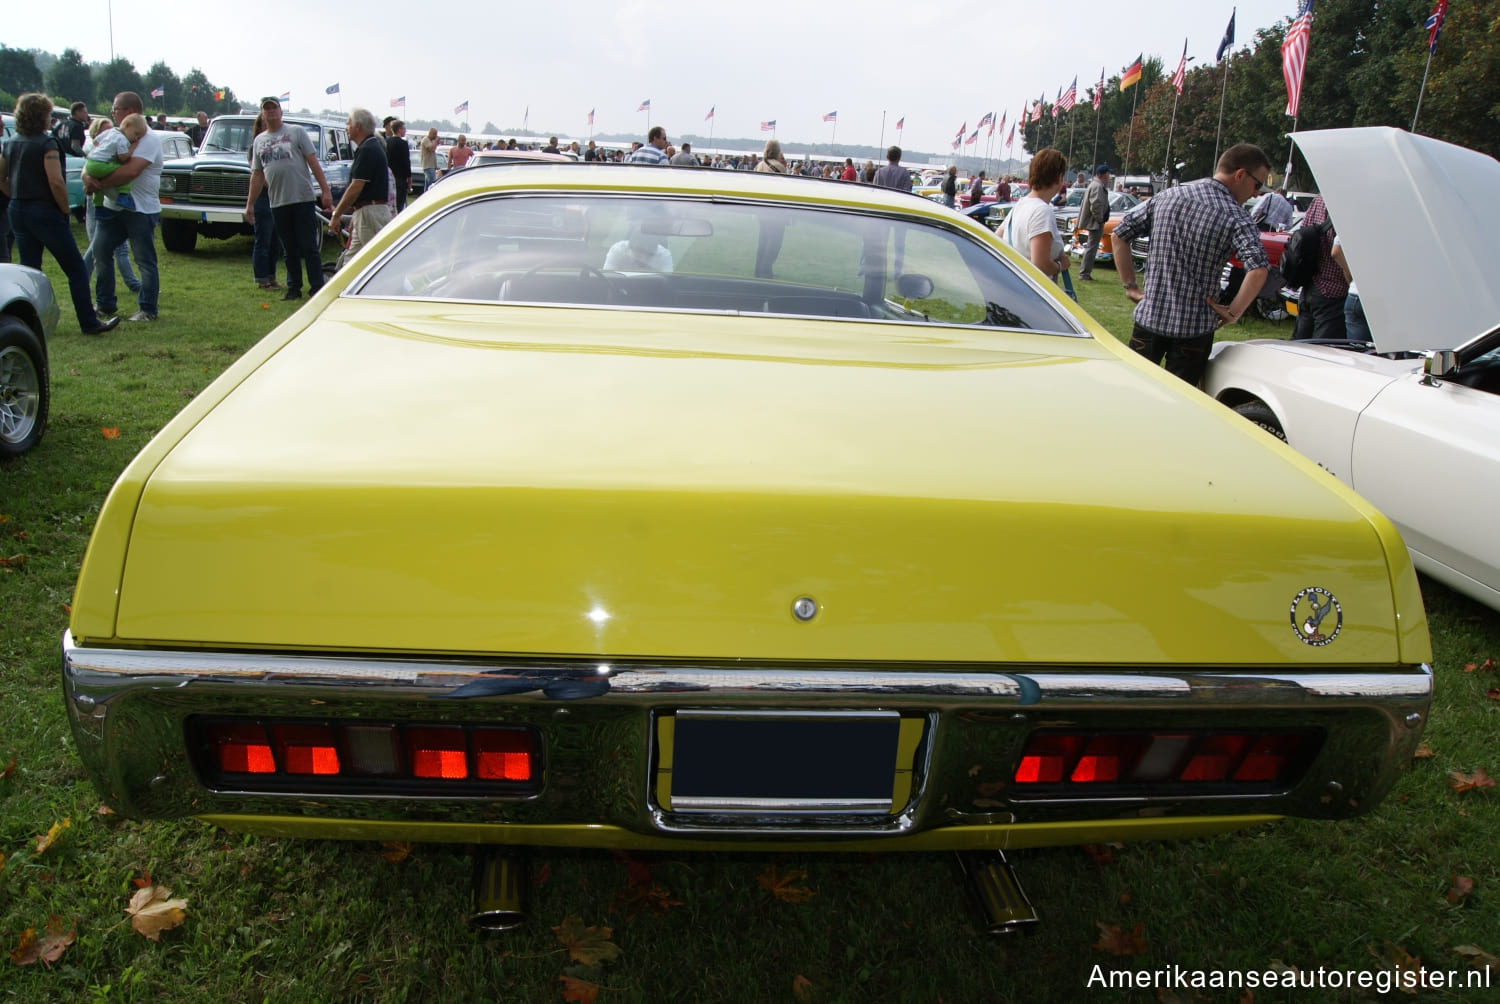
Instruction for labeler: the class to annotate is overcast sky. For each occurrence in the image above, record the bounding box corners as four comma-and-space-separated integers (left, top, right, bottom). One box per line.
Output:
12, 0, 1300, 158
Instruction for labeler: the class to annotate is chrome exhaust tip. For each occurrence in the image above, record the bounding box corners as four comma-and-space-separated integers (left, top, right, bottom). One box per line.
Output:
955, 850, 1039, 935
469, 847, 528, 931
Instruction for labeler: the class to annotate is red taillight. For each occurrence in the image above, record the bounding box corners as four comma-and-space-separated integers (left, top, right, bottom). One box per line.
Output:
1012, 730, 1317, 792
1014, 734, 1084, 783
271, 724, 341, 775
473, 729, 533, 781
407, 727, 469, 779
1180, 734, 1250, 782
1069, 735, 1143, 783
1233, 734, 1304, 782
208, 723, 276, 774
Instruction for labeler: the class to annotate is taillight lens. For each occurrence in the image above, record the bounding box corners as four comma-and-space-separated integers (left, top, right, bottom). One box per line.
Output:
271, 724, 340, 775
1012, 729, 1318, 793
209, 722, 276, 774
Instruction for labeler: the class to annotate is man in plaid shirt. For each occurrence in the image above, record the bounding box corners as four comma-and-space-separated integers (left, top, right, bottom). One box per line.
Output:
1290, 195, 1348, 341
1111, 143, 1272, 385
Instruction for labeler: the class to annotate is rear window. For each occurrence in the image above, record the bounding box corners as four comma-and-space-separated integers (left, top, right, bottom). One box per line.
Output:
354, 194, 1078, 333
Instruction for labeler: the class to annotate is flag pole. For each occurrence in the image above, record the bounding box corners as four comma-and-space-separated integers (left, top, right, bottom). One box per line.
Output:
1068, 108, 1076, 167
1124, 79, 1139, 177
1213, 57, 1230, 170
879, 110, 885, 151
1164, 87, 1180, 176
1412, 45, 1435, 132
1091, 100, 1101, 171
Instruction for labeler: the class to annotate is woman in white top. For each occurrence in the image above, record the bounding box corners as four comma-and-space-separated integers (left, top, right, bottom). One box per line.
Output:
1003, 147, 1069, 281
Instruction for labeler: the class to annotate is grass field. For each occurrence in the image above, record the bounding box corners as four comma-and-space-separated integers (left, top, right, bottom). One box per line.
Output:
2, 221, 1497, 1003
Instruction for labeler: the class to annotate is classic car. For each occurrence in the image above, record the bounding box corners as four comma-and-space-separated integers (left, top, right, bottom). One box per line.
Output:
1207, 126, 1500, 612
158, 114, 353, 252
0, 263, 60, 458
1062, 189, 1144, 264
63, 164, 1432, 929
408, 148, 448, 199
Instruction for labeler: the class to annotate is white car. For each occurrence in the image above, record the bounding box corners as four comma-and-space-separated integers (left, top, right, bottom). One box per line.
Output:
1205, 127, 1500, 611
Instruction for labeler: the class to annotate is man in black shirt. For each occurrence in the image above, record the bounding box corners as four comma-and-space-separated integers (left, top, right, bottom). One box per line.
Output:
386, 120, 412, 213
65, 102, 90, 156
328, 107, 390, 260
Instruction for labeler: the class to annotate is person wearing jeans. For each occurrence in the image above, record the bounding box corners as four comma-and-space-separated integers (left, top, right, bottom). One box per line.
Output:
83, 90, 164, 321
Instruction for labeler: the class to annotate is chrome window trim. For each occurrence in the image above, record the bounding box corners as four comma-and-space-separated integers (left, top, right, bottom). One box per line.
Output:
341, 189, 1089, 338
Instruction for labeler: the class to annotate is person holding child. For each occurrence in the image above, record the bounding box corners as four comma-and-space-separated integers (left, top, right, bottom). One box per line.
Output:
81, 116, 143, 297
0, 93, 120, 333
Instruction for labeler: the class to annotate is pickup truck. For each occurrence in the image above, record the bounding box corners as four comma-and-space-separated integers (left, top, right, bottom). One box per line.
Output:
158, 114, 352, 252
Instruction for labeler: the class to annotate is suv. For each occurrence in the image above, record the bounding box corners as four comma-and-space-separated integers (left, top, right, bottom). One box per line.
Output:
158, 114, 353, 252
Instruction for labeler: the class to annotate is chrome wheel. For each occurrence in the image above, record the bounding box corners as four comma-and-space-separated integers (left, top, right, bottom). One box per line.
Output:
0, 343, 41, 448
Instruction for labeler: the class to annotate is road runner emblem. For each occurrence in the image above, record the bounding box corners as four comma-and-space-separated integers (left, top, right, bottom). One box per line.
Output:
1290, 587, 1342, 646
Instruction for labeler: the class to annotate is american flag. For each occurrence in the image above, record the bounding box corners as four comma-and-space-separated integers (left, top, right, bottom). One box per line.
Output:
965, 129, 978, 145
638, 99, 651, 112
1059, 78, 1077, 113
895, 116, 904, 130
454, 100, 469, 115
1170, 41, 1188, 95
1051, 87, 1061, 119
977, 111, 993, 129
1425, 0, 1449, 53
150, 86, 164, 98
1282, 0, 1315, 117
1006, 122, 1015, 148
822, 111, 837, 122
995, 111, 1006, 137
954, 121, 966, 139
705, 106, 714, 121
587, 108, 595, 125
1094, 67, 1104, 109
760, 120, 776, 131
390, 97, 405, 108
1030, 97, 1043, 124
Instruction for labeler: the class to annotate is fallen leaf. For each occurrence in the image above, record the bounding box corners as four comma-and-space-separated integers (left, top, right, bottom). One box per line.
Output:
0, 758, 15, 778
132, 870, 153, 889
792, 974, 815, 1003
10, 916, 76, 966
260, 303, 270, 309
1465, 663, 1478, 672
34, 818, 70, 855
1094, 921, 1147, 955
612, 881, 683, 920
1449, 769, 1497, 793
1414, 742, 1435, 759
1486, 689, 1500, 701
1082, 843, 1115, 865
1447, 876, 1475, 904
1480, 657, 1497, 673
0, 554, 27, 567
757, 864, 816, 904
380, 841, 413, 864
68, 368, 81, 376
532, 862, 551, 887
551, 915, 620, 967
1454, 944, 1498, 973
557, 975, 600, 1003
126, 884, 189, 940
967, 764, 982, 777
101, 426, 121, 440
96, 804, 116, 816
61, 603, 71, 614
1368, 940, 1424, 989
11, 530, 27, 540
0, 853, 5, 876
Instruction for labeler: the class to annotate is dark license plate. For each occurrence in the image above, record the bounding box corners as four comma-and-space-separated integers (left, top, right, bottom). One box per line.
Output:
656, 711, 921, 814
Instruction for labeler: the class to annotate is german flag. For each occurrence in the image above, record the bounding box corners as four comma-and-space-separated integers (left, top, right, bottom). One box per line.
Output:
1120, 54, 1143, 90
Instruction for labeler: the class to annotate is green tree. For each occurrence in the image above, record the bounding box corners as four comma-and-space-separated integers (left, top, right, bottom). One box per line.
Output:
145, 61, 182, 113
44, 48, 93, 107
0, 45, 42, 97
94, 57, 144, 106
181, 68, 217, 115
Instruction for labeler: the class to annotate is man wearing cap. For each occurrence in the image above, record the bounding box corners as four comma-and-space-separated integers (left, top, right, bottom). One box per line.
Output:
246, 96, 334, 301
1075, 164, 1112, 281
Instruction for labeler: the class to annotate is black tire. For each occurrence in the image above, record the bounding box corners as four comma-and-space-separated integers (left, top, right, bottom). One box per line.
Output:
160, 219, 198, 253
0, 316, 49, 458
1233, 401, 1287, 442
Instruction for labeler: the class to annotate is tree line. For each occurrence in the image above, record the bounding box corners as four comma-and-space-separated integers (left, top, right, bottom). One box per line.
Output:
1020, 0, 1495, 186
0, 46, 239, 119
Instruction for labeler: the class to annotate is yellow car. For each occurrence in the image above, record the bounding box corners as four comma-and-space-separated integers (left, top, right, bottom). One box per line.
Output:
63, 164, 1431, 929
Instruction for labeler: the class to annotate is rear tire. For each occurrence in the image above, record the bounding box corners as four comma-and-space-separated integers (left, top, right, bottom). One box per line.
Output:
0, 317, 49, 458
161, 220, 198, 253
1232, 401, 1286, 442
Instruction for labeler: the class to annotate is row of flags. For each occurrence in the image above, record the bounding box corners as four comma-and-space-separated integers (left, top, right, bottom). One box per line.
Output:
311, 3, 1453, 143
149, 85, 228, 100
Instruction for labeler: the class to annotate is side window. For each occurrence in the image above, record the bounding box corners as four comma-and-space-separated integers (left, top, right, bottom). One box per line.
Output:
896, 227, 987, 324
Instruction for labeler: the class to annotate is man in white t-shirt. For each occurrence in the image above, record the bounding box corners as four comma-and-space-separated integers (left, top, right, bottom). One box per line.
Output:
83, 90, 165, 321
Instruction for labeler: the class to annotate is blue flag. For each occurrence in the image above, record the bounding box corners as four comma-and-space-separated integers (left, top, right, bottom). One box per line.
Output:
1217, 9, 1236, 61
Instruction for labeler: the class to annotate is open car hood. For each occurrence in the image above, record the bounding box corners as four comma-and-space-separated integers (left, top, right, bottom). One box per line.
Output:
1293, 127, 1500, 355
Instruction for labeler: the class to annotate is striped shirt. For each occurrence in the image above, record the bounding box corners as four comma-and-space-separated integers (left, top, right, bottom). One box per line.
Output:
626, 144, 670, 166
1113, 178, 1269, 338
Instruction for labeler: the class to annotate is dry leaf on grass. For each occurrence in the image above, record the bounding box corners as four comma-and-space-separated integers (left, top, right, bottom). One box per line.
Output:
380, 841, 413, 864
0, 758, 16, 778
1454, 944, 1498, 973
792, 974, 816, 1003
1414, 742, 1435, 759
9, 916, 75, 966
34, 818, 69, 855
551, 915, 621, 968
126, 884, 189, 940
1368, 940, 1424, 989
1447, 876, 1475, 904
1449, 768, 1497, 793
757, 864, 816, 903
101, 426, 121, 440
557, 975, 600, 1003
1094, 921, 1147, 955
